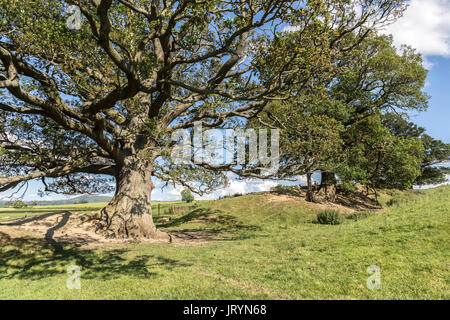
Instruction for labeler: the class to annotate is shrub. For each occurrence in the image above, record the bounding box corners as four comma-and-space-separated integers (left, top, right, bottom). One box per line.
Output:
339, 182, 357, 193
386, 198, 398, 207
386, 190, 397, 196
316, 210, 343, 225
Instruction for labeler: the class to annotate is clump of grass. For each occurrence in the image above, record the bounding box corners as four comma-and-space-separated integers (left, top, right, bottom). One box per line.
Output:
385, 190, 398, 196
271, 184, 293, 193
316, 210, 343, 225
346, 211, 374, 221
218, 192, 244, 200
386, 198, 398, 207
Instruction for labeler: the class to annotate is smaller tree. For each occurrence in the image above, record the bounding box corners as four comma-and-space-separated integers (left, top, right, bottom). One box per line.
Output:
338, 115, 424, 200
257, 100, 344, 202
382, 113, 450, 185
181, 189, 194, 203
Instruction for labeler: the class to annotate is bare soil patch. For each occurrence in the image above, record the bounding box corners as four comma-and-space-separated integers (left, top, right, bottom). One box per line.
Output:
265, 186, 382, 214
0, 210, 229, 249
167, 229, 218, 246
0, 211, 173, 250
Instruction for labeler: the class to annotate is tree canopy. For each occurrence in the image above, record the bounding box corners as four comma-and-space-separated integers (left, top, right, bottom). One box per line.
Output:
181, 188, 194, 203
0, 0, 409, 238
255, 32, 433, 201
382, 113, 450, 185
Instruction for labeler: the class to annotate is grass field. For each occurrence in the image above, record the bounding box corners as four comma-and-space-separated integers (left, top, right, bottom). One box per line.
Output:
0, 186, 448, 299
0, 201, 191, 220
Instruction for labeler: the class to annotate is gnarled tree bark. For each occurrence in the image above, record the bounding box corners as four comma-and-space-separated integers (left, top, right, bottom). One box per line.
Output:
96, 155, 169, 240
305, 172, 315, 202
320, 171, 337, 202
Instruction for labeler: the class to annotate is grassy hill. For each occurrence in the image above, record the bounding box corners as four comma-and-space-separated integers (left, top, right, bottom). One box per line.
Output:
0, 186, 448, 299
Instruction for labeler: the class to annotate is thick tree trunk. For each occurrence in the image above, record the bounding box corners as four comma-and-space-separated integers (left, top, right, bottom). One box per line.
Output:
96, 156, 169, 241
320, 171, 336, 202
306, 172, 314, 202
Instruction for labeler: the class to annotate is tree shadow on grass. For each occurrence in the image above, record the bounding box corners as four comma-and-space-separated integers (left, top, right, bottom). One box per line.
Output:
1, 211, 69, 226
1, 211, 80, 252
271, 187, 304, 198
158, 208, 261, 242
0, 206, 259, 281
0, 231, 191, 281
334, 191, 381, 211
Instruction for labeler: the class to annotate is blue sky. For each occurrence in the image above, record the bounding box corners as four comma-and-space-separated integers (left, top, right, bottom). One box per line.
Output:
382, 0, 450, 144
1, 0, 449, 202
409, 56, 450, 143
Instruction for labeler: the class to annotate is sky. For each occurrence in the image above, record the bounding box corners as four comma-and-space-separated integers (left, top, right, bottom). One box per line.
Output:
1, 0, 449, 202
382, 0, 450, 144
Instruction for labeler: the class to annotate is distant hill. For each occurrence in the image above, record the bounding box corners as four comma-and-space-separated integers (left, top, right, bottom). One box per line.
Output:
0, 195, 112, 206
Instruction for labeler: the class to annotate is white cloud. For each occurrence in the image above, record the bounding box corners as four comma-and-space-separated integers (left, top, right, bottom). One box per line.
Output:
225, 179, 248, 194
168, 189, 181, 196
148, 170, 325, 201
295, 175, 308, 186
250, 179, 278, 192
414, 174, 450, 189
284, 1, 450, 63
196, 173, 319, 200
151, 174, 284, 201
382, 0, 450, 58
283, 25, 301, 33
151, 185, 183, 201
